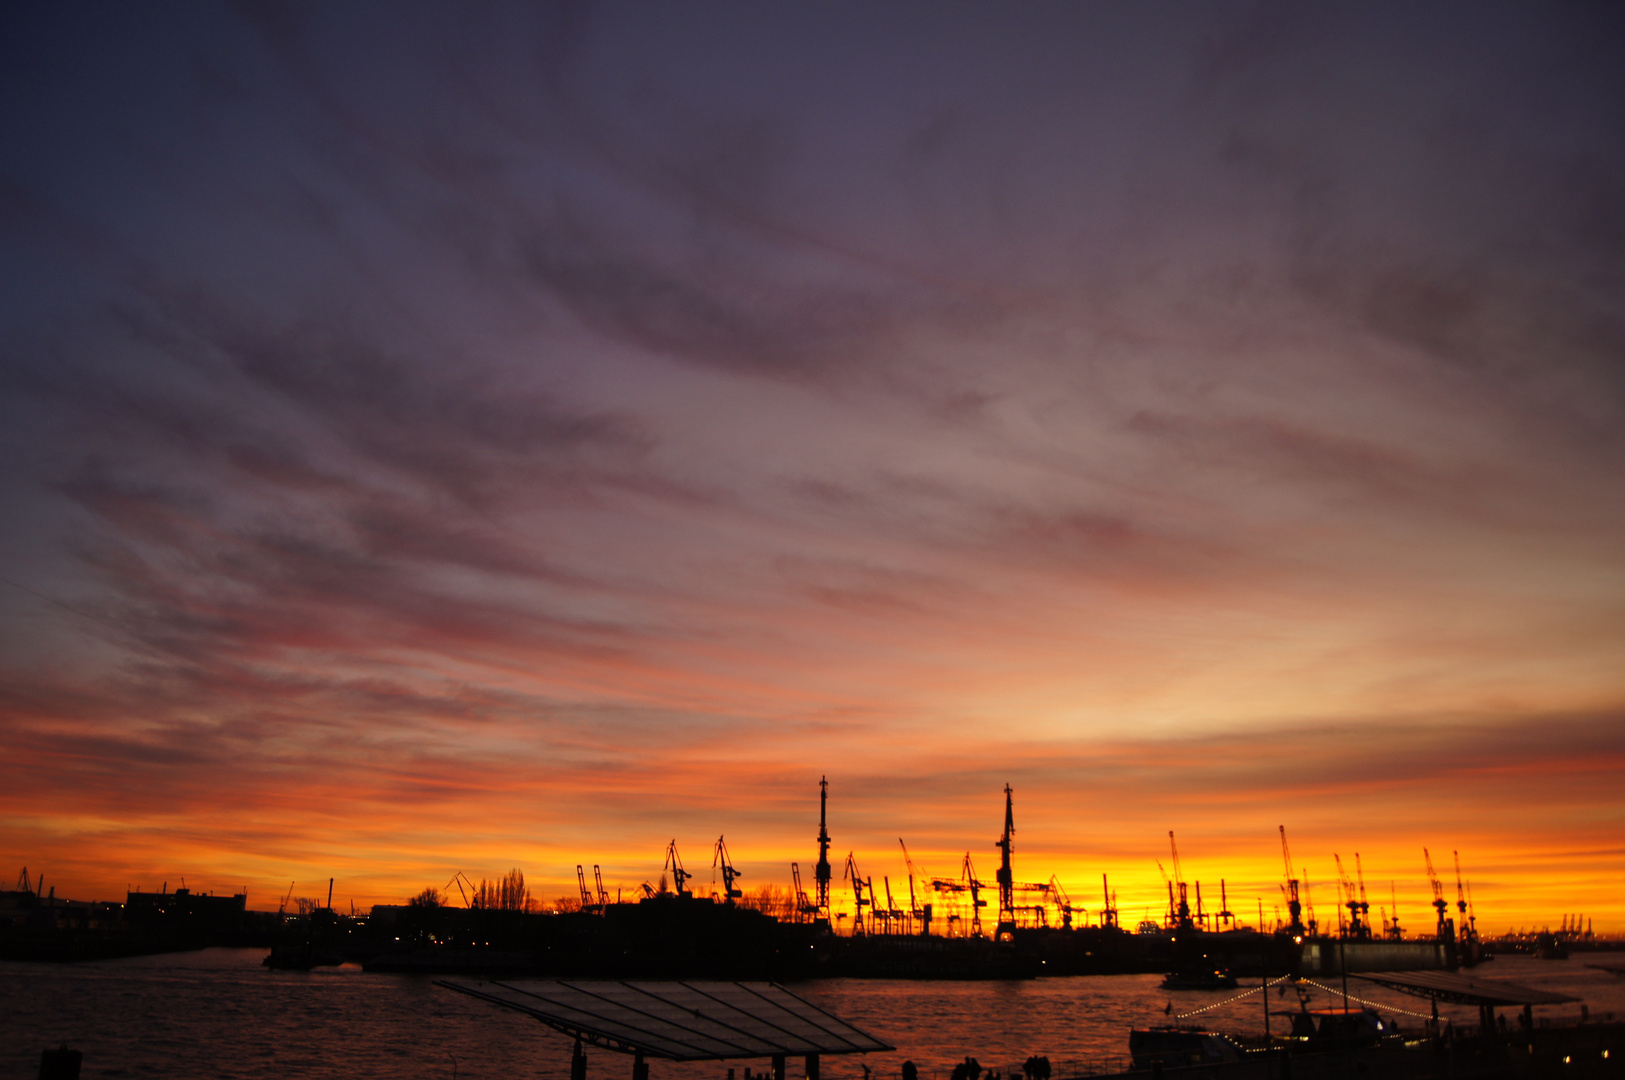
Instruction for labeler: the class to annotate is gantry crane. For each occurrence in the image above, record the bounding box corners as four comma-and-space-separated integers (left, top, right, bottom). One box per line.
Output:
1453, 850, 1478, 957
843, 851, 870, 935
1333, 854, 1367, 939
713, 836, 743, 904
1423, 848, 1452, 943
576, 865, 596, 912
964, 853, 987, 937
899, 840, 932, 935
1387, 881, 1403, 940
1278, 826, 1305, 938
664, 840, 692, 899
1101, 873, 1120, 930
593, 866, 610, 909
1049, 875, 1075, 930
1216, 878, 1235, 930
931, 853, 988, 937
791, 863, 817, 923
445, 871, 475, 908
882, 877, 906, 934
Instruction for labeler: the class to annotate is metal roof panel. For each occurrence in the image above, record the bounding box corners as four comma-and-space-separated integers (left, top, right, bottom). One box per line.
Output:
1349, 969, 1578, 1006
437, 979, 893, 1060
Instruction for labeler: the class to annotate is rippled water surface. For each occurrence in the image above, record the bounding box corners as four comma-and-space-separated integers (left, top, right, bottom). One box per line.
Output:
3, 950, 1621, 1080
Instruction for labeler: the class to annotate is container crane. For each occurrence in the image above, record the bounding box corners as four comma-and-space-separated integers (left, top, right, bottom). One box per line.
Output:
1101, 873, 1120, 930
593, 866, 610, 909
664, 840, 692, 899
843, 852, 870, 935
712, 836, 743, 904
1216, 879, 1235, 930
1278, 826, 1305, 938
1387, 881, 1403, 940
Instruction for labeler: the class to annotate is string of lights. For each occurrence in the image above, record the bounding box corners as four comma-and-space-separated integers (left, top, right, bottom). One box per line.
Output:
1173, 976, 1294, 1020
1299, 978, 1437, 1021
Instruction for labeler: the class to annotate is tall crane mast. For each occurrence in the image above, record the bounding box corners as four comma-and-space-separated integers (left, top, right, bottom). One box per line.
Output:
1217, 879, 1234, 930
1388, 881, 1403, 940
1279, 826, 1304, 938
576, 865, 595, 911
814, 777, 832, 923
1101, 873, 1120, 930
593, 866, 610, 909
994, 784, 1017, 938
713, 836, 743, 904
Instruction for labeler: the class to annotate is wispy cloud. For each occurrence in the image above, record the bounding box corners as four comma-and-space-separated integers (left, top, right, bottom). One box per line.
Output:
2, 3, 1622, 923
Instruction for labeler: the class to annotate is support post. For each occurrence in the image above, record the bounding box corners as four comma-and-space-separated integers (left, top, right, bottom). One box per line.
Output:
772, 1055, 786, 1080
571, 1037, 587, 1080
1260, 971, 1272, 1080
804, 1055, 819, 1080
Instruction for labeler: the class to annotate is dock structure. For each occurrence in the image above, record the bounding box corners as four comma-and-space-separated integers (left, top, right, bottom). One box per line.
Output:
1349, 968, 1578, 1034
437, 978, 892, 1080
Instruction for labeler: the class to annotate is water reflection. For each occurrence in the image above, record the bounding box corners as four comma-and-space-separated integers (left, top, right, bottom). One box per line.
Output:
2, 950, 1620, 1080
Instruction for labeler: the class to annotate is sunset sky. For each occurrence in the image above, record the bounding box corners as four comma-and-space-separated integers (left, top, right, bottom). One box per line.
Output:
2, 4, 1623, 932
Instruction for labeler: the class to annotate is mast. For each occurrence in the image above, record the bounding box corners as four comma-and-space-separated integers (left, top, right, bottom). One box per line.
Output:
814, 776, 832, 923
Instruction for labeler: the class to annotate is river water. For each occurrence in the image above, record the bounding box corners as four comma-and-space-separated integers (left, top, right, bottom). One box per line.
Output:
3, 950, 1620, 1080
